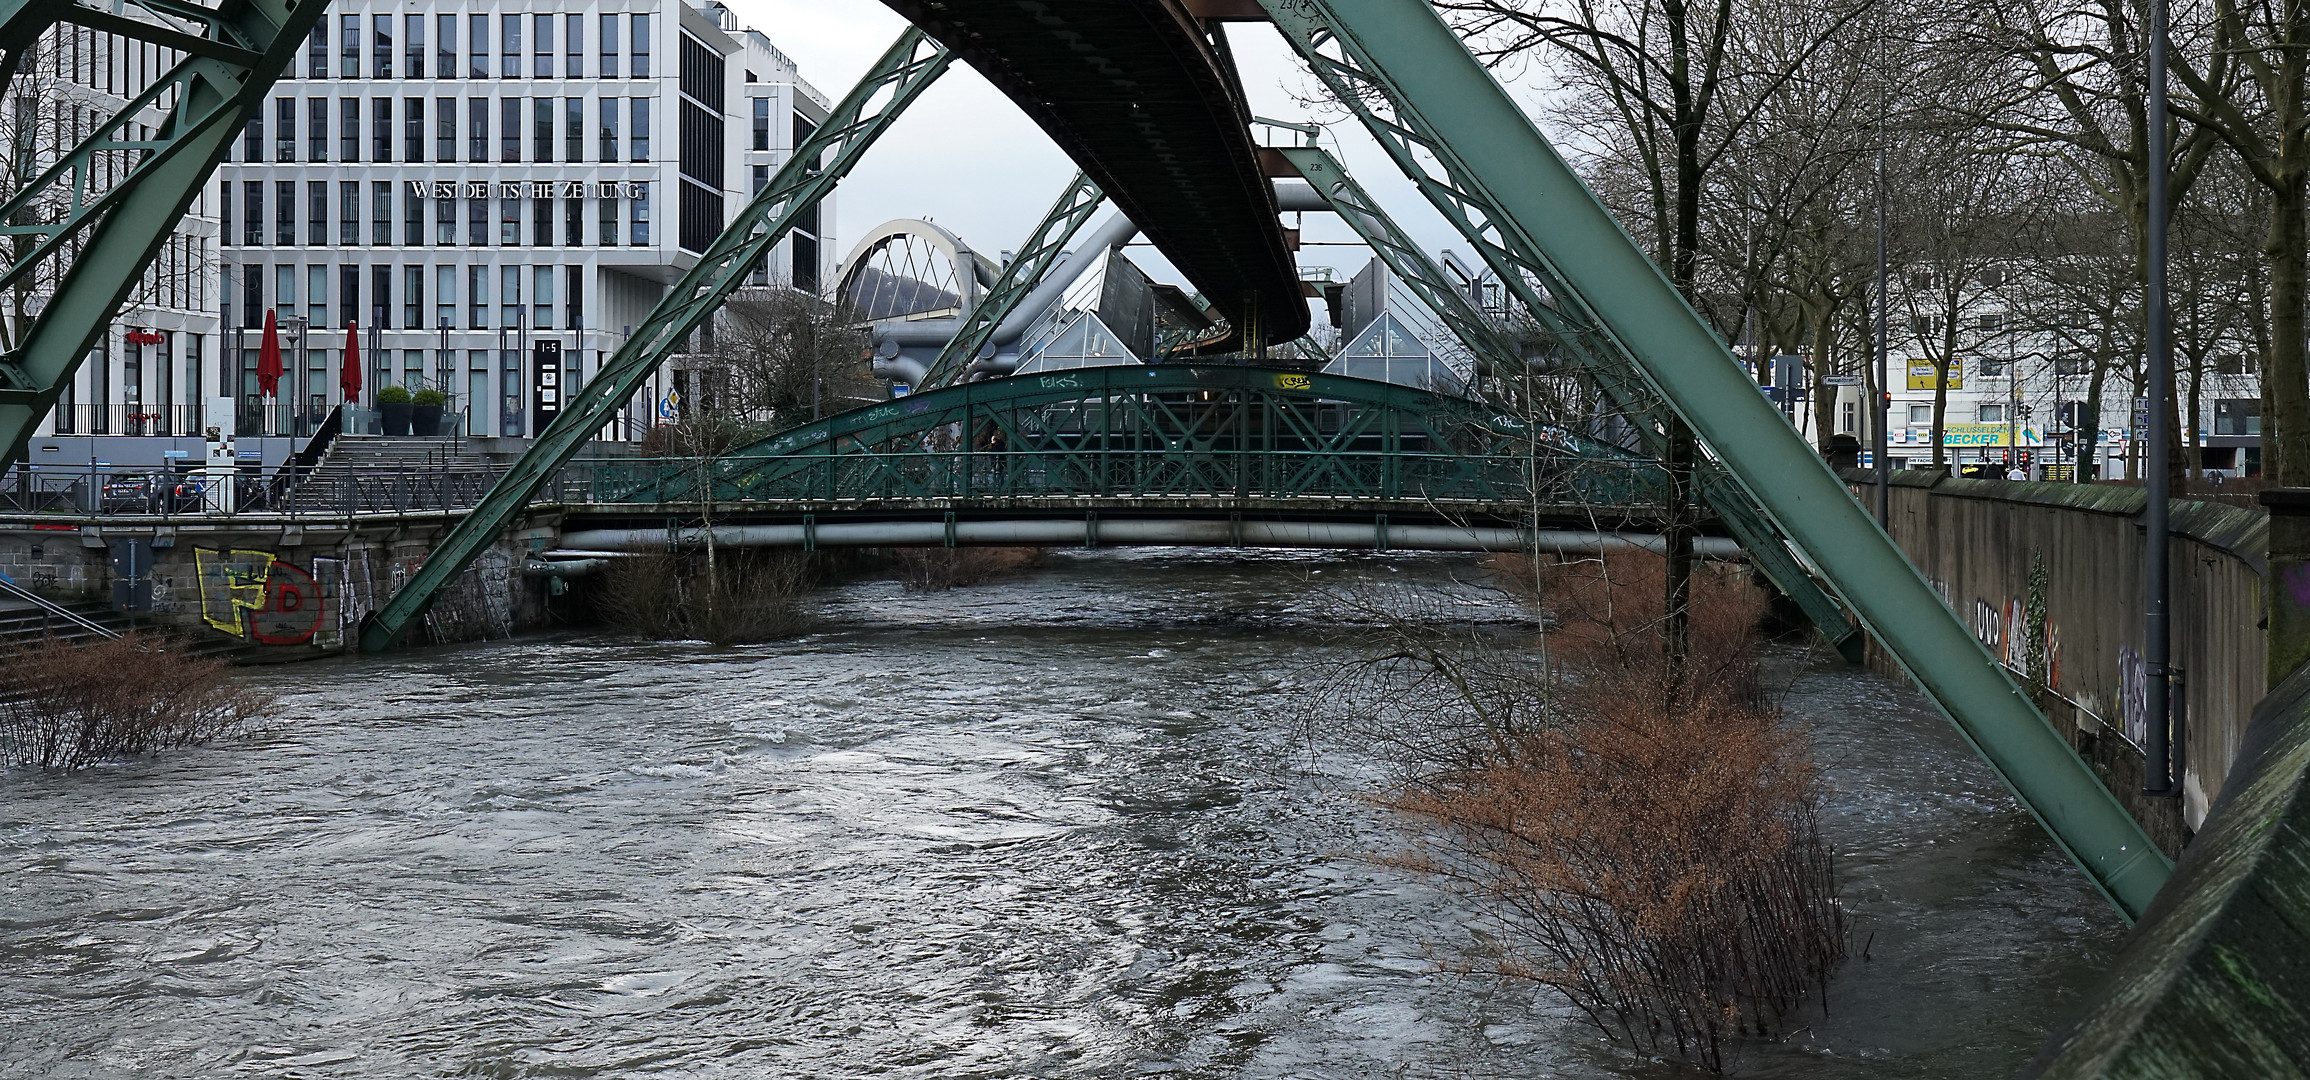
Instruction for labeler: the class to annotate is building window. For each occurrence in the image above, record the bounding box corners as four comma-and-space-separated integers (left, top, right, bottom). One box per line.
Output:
630, 98, 648, 160
567, 15, 584, 79
600, 191, 618, 245
1978, 403, 2006, 423
469, 265, 487, 328
307, 96, 326, 160
436, 14, 455, 80
308, 21, 327, 79
339, 181, 359, 245
599, 96, 619, 160
370, 265, 391, 328
2216, 399, 2262, 436
436, 265, 455, 329
437, 96, 456, 161
1976, 312, 2003, 332
1907, 404, 1932, 425
372, 96, 391, 162
501, 97, 520, 161
373, 181, 392, 244
221, 185, 235, 246
501, 14, 521, 79
533, 266, 554, 329
534, 14, 554, 79
631, 182, 650, 245
244, 109, 263, 162
405, 96, 425, 162
2055, 356, 2088, 376
533, 197, 551, 246
276, 180, 294, 244
468, 14, 489, 78
468, 97, 488, 161
373, 15, 393, 78
340, 97, 359, 162
566, 98, 584, 161
307, 181, 327, 245
242, 265, 262, 328
600, 14, 619, 79
275, 97, 295, 161
567, 266, 582, 331
534, 97, 553, 162
500, 195, 520, 245
632, 14, 650, 78
753, 97, 769, 151
405, 186, 424, 246
340, 14, 360, 78
468, 196, 487, 245
501, 265, 521, 324
1978, 355, 2007, 378
566, 197, 583, 246
311, 264, 331, 327
435, 193, 455, 245
406, 14, 424, 79
243, 181, 263, 246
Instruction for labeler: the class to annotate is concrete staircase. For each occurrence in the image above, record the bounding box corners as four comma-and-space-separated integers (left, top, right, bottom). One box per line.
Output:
0, 595, 249, 659
307, 435, 486, 477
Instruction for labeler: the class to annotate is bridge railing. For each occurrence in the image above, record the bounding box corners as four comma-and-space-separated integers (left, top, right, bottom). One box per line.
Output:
581, 448, 1667, 509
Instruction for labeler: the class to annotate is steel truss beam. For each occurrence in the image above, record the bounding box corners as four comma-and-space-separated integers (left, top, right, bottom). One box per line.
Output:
918, 170, 1103, 390
1258, 0, 2170, 918
602, 365, 1667, 510
356, 28, 953, 653
1264, 29, 1859, 660
0, 0, 323, 469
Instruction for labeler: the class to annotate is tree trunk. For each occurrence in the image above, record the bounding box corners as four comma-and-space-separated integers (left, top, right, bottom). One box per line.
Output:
2266, 180, 2310, 484
1662, 419, 1694, 688
1808, 305, 1837, 451
2079, 362, 2109, 483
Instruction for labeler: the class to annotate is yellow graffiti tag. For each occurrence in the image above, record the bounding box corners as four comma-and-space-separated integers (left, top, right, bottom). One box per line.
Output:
194, 547, 276, 635
1276, 373, 1311, 391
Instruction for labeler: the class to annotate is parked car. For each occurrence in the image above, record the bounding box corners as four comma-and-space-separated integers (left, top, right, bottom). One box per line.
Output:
98, 473, 159, 513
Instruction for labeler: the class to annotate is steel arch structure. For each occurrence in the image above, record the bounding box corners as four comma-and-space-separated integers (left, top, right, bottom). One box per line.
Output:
833, 218, 997, 320
596, 365, 1666, 511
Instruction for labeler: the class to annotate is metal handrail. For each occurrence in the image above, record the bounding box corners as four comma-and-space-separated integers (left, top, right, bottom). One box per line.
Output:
0, 574, 120, 640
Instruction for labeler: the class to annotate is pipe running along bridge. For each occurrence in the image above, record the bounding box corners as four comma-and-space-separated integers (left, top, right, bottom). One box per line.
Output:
0, 0, 2175, 926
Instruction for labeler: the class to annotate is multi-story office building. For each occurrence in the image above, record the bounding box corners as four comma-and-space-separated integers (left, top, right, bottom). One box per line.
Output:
16, 23, 224, 438
211, 0, 831, 438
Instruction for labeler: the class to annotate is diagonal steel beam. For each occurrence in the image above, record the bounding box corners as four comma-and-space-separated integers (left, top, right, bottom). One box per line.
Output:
1259, 0, 2170, 919
357, 27, 952, 653
917, 170, 1102, 390
1264, 29, 1861, 660
0, 0, 324, 467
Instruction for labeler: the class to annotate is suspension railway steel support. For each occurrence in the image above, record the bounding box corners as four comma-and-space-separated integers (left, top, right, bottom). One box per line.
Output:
355, 28, 952, 653
1258, 0, 2170, 918
1263, 20, 1860, 663
918, 171, 1104, 390
0, 0, 324, 471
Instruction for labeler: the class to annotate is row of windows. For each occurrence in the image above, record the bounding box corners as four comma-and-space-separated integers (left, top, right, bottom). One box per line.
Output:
225, 181, 652, 248
31, 25, 178, 100
239, 95, 657, 164
230, 262, 585, 333
304, 13, 652, 82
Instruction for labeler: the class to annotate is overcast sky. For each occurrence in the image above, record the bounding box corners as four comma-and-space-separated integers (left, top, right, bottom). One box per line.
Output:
717, 0, 1562, 303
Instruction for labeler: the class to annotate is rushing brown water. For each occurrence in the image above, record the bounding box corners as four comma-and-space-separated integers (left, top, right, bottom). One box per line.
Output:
0, 549, 2122, 1077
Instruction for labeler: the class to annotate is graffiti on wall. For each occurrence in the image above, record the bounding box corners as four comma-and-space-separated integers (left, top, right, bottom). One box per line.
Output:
193, 547, 339, 647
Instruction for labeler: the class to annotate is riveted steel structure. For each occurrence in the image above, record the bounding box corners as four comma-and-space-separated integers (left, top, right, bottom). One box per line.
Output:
355, 28, 954, 653
1256, 0, 2170, 919
601, 364, 1666, 511
0, 0, 325, 470
918, 171, 1105, 390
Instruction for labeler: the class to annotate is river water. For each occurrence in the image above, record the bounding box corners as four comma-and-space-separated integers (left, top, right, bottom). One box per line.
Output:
2, 549, 2122, 1078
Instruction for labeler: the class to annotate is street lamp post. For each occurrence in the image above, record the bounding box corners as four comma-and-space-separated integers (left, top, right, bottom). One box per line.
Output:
2144, 0, 2180, 798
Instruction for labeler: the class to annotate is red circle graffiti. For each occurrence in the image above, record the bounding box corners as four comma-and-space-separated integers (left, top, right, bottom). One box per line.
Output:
252, 560, 325, 645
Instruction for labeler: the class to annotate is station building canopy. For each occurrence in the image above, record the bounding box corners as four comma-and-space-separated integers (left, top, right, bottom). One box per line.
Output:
1012, 310, 1141, 376
1322, 311, 1464, 394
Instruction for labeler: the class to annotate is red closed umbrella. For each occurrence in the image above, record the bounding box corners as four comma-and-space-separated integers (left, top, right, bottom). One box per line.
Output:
256, 309, 283, 398
341, 321, 363, 403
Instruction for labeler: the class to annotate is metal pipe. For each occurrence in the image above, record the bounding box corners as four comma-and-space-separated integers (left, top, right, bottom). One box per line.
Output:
557, 521, 1746, 557
522, 557, 611, 578
2144, 0, 2178, 798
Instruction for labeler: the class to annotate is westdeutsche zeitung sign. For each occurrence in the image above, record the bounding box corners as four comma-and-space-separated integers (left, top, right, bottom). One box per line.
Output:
408, 180, 647, 199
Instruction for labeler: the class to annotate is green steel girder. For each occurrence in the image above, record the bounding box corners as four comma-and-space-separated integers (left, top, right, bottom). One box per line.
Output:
602, 365, 1666, 509
0, 0, 323, 467
356, 28, 953, 653
1258, 5, 1865, 660
918, 170, 1103, 390
1260, 0, 2172, 919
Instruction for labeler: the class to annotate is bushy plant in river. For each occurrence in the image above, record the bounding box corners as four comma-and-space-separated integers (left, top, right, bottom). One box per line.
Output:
0, 634, 272, 771
1308, 554, 1843, 1073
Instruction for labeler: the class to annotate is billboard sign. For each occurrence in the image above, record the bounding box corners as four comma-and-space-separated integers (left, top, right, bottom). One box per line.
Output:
531, 339, 563, 431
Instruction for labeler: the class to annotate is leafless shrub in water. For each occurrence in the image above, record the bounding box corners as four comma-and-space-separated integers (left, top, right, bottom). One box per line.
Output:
596, 549, 816, 643
0, 634, 271, 771
890, 546, 1045, 592
1308, 553, 1843, 1073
